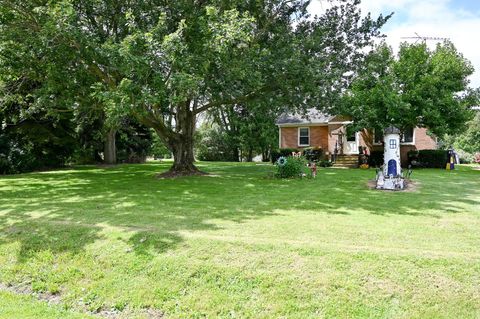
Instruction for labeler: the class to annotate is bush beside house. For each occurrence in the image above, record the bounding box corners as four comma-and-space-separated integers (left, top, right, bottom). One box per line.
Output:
368, 151, 384, 168
271, 147, 325, 163
303, 147, 324, 162
408, 150, 448, 168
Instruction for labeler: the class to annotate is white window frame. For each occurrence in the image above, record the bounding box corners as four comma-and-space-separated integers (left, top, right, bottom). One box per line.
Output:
389, 138, 397, 149
278, 127, 282, 148
346, 130, 358, 142
298, 127, 310, 147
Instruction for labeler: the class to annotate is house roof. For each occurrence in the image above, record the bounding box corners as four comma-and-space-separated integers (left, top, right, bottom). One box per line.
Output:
276, 109, 335, 125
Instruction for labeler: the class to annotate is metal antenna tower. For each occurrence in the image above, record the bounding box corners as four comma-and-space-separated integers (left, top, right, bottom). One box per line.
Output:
401, 32, 449, 43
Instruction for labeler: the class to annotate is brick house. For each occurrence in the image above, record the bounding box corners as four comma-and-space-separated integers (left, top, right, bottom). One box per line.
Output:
276, 109, 438, 167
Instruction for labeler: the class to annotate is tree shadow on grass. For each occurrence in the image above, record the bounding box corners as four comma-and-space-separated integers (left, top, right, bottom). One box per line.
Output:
0, 163, 479, 262
1, 220, 102, 263
0, 163, 281, 260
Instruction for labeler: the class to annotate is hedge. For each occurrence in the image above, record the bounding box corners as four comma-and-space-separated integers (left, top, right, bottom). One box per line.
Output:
271, 147, 325, 163
408, 149, 448, 168
368, 150, 384, 167
302, 147, 324, 162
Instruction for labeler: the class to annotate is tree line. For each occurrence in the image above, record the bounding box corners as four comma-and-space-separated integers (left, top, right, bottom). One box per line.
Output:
0, 0, 477, 175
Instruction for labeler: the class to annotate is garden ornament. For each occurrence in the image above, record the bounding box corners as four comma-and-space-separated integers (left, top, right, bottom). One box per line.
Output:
309, 162, 317, 178
376, 127, 405, 190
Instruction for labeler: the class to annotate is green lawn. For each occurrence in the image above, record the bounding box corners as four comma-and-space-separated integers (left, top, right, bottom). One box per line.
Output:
0, 162, 479, 318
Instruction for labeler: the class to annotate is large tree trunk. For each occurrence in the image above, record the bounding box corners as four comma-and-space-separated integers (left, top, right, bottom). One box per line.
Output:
158, 104, 204, 176
232, 147, 240, 162
104, 129, 116, 164
139, 100, 211, 177
170, 138, 198, 173
262, 148, 270, 162
246, 147, 253, 162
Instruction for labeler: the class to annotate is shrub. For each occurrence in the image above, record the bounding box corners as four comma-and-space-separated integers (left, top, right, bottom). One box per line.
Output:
474, 153, 480, 164
0, 136, 73, 174
271, 148, 299, 163
0, 156, 12, 175
116, 124, 153, 164
151, 132, 171, 159
456, 149, 474, 164
195, 127, 239, 162
302, 147, 323, 162
368, 150, 384, 167
275, 156, 309, 178
318, 159, 333, 167
408, 149, 448, 168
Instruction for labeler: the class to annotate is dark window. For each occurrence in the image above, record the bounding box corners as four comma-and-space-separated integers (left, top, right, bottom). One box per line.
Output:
299, 127, 309, 146
346, 126, 356, 142
389, 139, 397, 149
402, 127, 414, 143
374, 129, 383, 144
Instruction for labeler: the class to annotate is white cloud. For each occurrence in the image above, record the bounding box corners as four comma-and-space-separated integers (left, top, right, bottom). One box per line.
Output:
308, 0, 480, 88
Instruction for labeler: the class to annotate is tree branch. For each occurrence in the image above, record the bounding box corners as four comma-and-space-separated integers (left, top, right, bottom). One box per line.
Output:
133, 107, 176, 142
193, 88, 267, 115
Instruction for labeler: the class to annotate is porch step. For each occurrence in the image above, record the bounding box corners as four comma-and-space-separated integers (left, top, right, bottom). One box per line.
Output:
333, 155, 359, 168
334, 159, 359, 162
334, 162, 358, 165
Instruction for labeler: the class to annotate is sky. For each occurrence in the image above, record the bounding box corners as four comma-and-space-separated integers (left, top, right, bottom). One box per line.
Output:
308, 0, 480, 88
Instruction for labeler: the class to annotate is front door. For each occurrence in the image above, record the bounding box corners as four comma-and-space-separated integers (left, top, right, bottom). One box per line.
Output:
387, 159, 397, 176
344, 129, 359, 154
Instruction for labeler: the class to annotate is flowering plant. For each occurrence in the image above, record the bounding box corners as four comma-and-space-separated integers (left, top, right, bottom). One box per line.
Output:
359, 163, 369, 169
